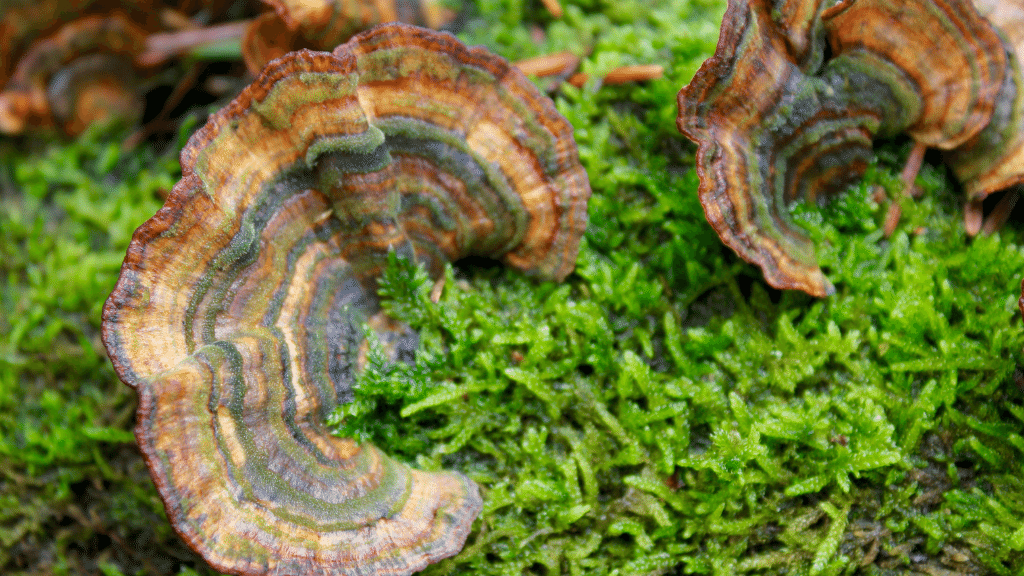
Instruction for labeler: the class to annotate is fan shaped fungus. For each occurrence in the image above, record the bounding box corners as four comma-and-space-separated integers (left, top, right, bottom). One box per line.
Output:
0, 0, 101, 85
678, 0, 1017, 296
102, 22, 589, 576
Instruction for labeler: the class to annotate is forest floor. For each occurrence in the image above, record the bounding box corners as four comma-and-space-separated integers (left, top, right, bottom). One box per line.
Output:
3, 0, 1024, 574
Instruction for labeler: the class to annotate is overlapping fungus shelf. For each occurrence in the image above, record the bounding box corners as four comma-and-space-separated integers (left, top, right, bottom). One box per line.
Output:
243, 0, 456, 75
826, 0, 1005, 149
678, 0, 1022, 297
101, 22, 589, 576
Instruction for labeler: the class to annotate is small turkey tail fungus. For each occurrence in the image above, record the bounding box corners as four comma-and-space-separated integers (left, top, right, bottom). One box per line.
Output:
0, 14, 148, 135
678, 0, 1017, 297
242, 0, 458, 75
101, 23, 589, 576
0, 0, 228, 136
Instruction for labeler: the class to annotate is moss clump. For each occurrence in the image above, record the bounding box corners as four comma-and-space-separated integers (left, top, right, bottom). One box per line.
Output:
0, 124, 217, 575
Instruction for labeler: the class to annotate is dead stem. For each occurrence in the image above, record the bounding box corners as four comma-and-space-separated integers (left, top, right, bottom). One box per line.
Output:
514, 52, 579, 77
568, 64, 663, 88
900, 141, 927, 197
965, 198, 984, 236
540, 0, 563, 18
885, 141, 928, 237
138, 19, 250, 68
883, 202, 902, 237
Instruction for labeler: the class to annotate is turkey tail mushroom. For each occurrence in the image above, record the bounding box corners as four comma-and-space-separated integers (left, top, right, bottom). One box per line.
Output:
824, 0, 1006, 150
101, 23, 589, 576
677, 0, 882, 297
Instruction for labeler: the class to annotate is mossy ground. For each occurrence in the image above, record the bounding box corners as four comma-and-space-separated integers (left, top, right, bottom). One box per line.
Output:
2, 1, 1024, 574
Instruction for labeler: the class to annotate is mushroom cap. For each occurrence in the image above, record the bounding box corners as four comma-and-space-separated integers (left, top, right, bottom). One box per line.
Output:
0, 0, 95, 85
242, 12, 301, 76
678, 0, 1010, 297
0, 0, 167, 87
102, 22, 589, 576
46, 52, 143, 135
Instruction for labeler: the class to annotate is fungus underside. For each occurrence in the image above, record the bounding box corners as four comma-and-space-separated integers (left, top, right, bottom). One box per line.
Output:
3, 0, 1024, 574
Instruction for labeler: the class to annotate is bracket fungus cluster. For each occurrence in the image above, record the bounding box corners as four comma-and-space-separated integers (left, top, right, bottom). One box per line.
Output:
678, 0, 1024, 297
102, 22, 589, 575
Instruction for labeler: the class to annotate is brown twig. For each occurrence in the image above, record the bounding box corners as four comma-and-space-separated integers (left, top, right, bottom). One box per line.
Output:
540, 0, 563, 18
515, 49, 664, 90
885, 141, 928, 237
604, 64, 664, 84
138, 19, 251, 68
514, 51, 579, 77
567, 64, 664, 88
430, 276, 445, 304
883, 202, 902, 237
900, 141, 927, 197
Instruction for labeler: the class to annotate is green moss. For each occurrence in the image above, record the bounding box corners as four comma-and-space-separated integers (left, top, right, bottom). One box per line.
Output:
0, 123, 219, 574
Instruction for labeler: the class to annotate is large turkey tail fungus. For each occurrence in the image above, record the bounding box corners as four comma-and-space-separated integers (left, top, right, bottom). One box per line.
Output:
102, 23, 589, 576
